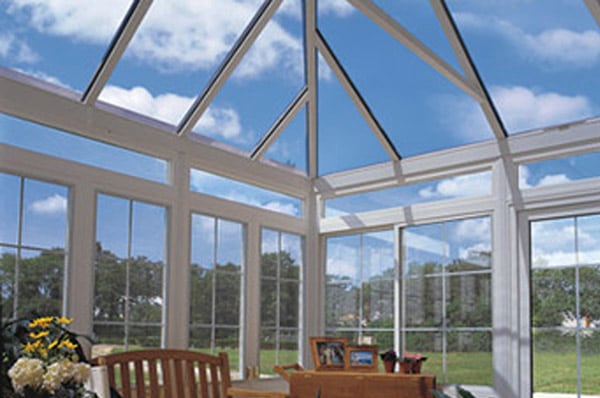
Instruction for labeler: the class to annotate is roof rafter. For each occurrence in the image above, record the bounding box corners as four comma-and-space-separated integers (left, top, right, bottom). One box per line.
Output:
585, 0, 600, 27
251, 86, 308, 160
316, 30, 401, 163
429, 0, 507, 140
304, 0, 318, 178
82, 0, 152, 105
346, 0, 485, 104
177, 0, 283, 137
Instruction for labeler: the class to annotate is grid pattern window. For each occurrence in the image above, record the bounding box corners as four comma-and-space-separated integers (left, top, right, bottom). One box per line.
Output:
260, 229, 303, 375
0, 173, 68, 320
325, 230, 395, 350
531, 216, 600, 396
189, 214, 244, 376
93, 194, 167, 352
401, 217, 492, 386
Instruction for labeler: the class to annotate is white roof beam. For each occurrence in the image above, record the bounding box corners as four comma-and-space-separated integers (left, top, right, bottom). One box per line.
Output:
82, 0, 152, 105
346, 0, 484, 104
585, 0, 600, 28
177, 0, 283, 136
251, 86, 308, 160
316, 30, 401, 162
430, 0, 507, 139
304, 0, 318, 178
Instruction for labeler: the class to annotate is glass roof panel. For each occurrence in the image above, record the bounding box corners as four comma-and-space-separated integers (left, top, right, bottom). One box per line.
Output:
98, 0, 262, 127
317, 52, 390, 175
446, 0, 600, 134
371, 0, 462, 72
263, 105, 307, 173
318, 3, 493, 159
0, 0, 131, 93
191, 0, 305, 153
519, 151, 600, 189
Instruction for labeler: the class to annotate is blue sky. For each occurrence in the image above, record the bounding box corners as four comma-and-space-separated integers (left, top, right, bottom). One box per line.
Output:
1, 1, 600, 265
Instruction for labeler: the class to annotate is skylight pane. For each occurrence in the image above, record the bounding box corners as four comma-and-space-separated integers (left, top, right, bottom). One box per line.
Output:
264, 105, 307, 173
520, 151, 600, 189
446, 0, 600, 134
99, 0, 261, 127
190, 168, 302, 218
0, 0, 131, 93
317, 52, 390, 175
318, 3, 493, 160
0, 114, 168, 183
325, 171, 491, 218
192, 0, 305, 154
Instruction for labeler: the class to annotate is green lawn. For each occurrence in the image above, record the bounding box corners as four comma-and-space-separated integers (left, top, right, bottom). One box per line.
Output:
97, 347, 600, 394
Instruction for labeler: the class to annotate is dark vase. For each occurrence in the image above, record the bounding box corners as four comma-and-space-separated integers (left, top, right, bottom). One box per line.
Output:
383, 359, 396, 373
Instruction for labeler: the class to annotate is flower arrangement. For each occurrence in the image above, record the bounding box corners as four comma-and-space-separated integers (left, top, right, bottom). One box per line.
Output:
399, 352, 427, 374
1, 316, 95, 398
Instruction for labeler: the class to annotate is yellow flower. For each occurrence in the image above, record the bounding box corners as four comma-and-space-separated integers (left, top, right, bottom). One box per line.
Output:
56, 316, 73, 325
29, 316, 53, 329
29, 331, 50, 339
48, 339, 59, 350
24, 341, 39, 353
59, 339, 78, 350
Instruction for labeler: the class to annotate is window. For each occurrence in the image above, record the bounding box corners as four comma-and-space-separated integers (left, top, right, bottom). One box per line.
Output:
189, 214, 244, 376
260, 228, 303, 375
93, 194, 167, 351
0, 173, 69, 320
520, 151, 600, 189
325, 230, 395, 350
531, 215, 600, 396
401, 217, 492, 386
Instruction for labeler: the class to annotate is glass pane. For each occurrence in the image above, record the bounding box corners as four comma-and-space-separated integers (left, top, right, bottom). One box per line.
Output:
21, 178, 68, 249
189, 327, 212, 351
579, 265, 600, 333
446, 217, 491, 271
0, 173, 19, 245
577, 215, 600, 265
94, 247, 126, 323
325, 171, 491, 217
279, 281, 299, 328
532, 268, 576, 328
191, 214, 215, 270
18, 249, 64, 318
1, 1, 131, 93
215, 272, 240, 326
531, 218, 576, 268
131, 201, 166, 261
404, 276, 443, 328
190, 169, 302, 217
446, 332, 493, 386
215, 328, 240, 375
217, 219, 243, 270
325, 281, 359, 329
264, 105, 307, 174
1, 114, 168, 184
0, 247, 16, 319
446, 273, 491, 327
404, 224, 444, 277
280, 232, 302, 280
326, 235, 360, 281
533, 331, 577, 395
128, 325, 162, 349
190, 268, 213, 325
362, 280, 393, 328
96, 194, 129, 258
362, 230, 394, 281
446, 1, 599, 135
520, 152, 600, 190
261, 229, 278, 278
92, 324, 125, 353
260, 328, 278, 373
581, 333, 600, 395
128, 256, 163, 323
260, 279, 277, 328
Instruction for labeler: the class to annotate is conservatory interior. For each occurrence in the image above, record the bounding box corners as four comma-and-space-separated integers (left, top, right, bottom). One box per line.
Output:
1, 1, 600, 397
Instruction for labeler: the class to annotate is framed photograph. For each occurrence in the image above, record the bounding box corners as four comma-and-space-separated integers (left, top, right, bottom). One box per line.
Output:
344, 345, 379, 372
309, 336, 347, 370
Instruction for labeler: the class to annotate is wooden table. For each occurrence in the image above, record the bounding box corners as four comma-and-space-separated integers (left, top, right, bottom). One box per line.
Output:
289, 371, 437, 398
228, 378, 290, 398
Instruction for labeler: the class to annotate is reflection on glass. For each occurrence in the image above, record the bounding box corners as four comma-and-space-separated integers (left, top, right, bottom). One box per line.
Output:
404, 276, 443, 328
325, 172, 491, 218
325, 281, 359, 329
279, 281, 300, 328
190, 168, 302, 217
21, 179, 68, 249
404, 224, 444, 277
362, 280, 393, 326
445, 274, 491, 327
0, 173, 19, 245
531, 218, 575, 268
520, 152, 600, 190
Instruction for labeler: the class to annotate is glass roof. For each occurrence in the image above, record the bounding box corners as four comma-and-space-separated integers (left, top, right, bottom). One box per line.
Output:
1, 0, 599, 178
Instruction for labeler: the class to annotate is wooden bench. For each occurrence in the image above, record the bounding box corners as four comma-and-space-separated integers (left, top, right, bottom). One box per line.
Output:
93, 349, 232, 398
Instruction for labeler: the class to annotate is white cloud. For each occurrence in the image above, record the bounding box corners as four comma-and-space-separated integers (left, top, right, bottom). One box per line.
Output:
532, 219, 600, 267
30, 194, 67, 215
0, 32, 39, 63
15, 68, 70, 88
418, 173, 491, 199
455, 12, 600, 68
519, 165, 573, 189
222, 192, 299, 217
319, 0, 355, 17
455, 218, 491, 242
195, 107, 242, 140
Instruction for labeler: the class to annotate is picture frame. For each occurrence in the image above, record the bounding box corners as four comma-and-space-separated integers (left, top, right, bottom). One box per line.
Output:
309, 336, 348, 370
344, 345, 379, 372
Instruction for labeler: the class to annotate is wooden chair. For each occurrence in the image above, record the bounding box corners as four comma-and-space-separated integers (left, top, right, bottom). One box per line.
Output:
93, 349, 232, 398
272, 363, 304, 382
